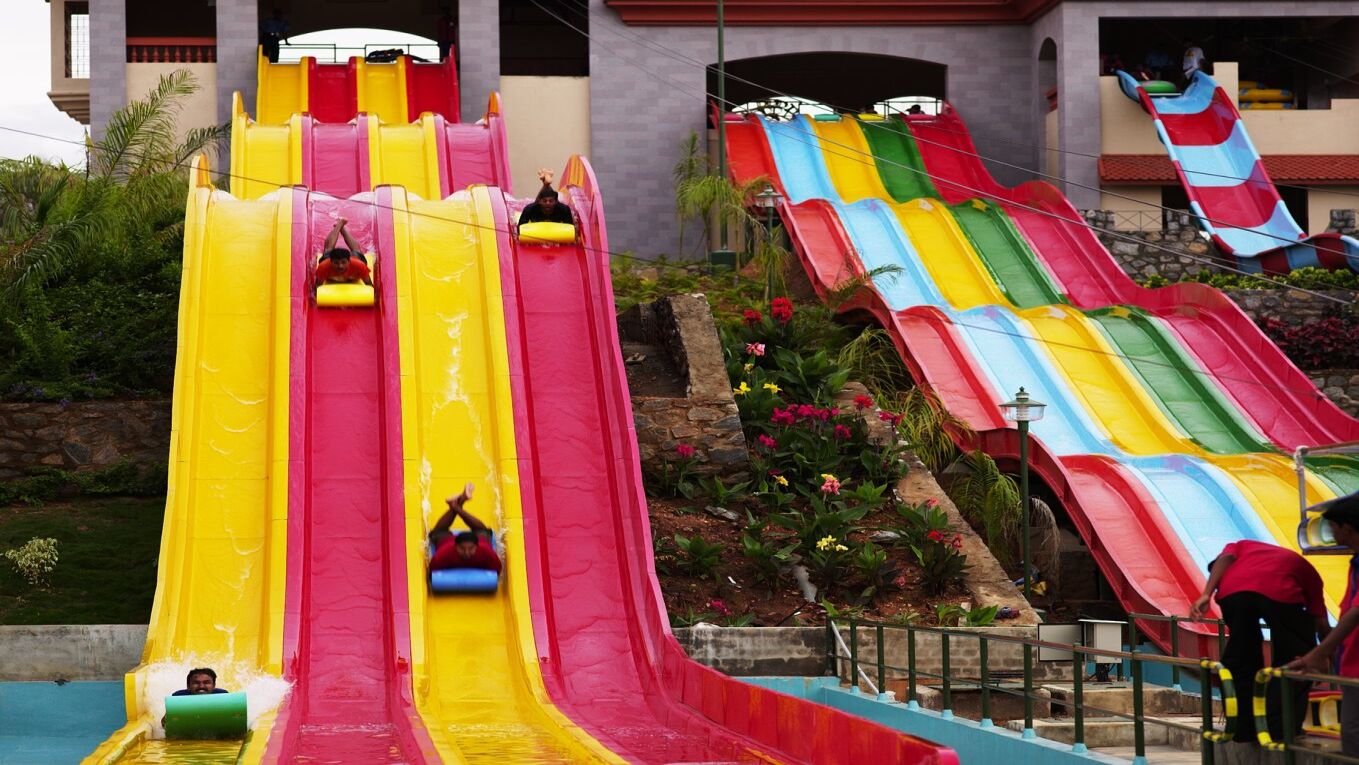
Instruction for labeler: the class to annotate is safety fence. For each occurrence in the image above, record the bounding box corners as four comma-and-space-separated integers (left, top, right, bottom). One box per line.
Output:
827, 615, 1356, 765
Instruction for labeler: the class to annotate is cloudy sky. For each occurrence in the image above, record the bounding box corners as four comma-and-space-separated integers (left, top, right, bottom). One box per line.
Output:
0, 1, 87, 165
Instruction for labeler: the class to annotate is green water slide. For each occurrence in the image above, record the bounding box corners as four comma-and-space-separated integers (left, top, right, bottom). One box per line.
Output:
1085, 307, 1277, 455
949, 202, 1066, 309
1306, 456, 1359, 496
857, 118, 937, 202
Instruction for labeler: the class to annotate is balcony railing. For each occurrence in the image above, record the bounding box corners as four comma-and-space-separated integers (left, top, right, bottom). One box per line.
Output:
126, 37, 216, 64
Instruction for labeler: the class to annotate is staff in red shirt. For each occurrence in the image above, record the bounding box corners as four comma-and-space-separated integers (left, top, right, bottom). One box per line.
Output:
1191, 539, 1329, 742
1289, 494, 1359, 756
429, 483, 502, 573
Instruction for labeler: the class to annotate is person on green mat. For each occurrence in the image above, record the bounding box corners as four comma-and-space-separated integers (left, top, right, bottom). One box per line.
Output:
172, 668, 229, 696
430, 483, 502, 573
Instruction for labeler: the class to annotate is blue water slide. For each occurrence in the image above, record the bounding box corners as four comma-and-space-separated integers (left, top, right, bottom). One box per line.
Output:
760, 115, 840, 203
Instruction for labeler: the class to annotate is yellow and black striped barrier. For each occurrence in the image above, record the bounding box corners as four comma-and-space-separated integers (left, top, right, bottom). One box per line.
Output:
1253, 667, 1290, 751
1201, 660, 1236, 743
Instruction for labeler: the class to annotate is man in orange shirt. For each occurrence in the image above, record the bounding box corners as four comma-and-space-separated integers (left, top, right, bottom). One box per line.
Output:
314, 218, 373, 293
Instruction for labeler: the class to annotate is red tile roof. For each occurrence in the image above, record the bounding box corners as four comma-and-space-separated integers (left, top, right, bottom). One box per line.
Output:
1100, 154, 1359, 185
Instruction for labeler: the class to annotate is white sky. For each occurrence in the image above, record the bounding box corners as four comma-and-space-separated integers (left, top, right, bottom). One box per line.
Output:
0, 7, 437, 166
0, 1, 87, 165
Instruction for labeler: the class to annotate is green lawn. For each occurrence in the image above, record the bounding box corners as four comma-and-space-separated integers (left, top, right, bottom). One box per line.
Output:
0, 497, 164, 624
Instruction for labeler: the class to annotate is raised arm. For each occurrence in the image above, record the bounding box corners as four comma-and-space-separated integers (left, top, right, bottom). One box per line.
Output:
323, 218, 347, 252
432, 483, 483, 534
339, 224, 363, 255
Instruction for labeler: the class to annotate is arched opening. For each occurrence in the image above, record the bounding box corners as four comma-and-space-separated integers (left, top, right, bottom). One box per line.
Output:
711, 52, 946, 120
278, 29, 439, 64
1038, 38, 1059, 180
259, 1, 447, 42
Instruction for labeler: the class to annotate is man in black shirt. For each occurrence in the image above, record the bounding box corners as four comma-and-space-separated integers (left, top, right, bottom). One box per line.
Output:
518, 168, 575, 227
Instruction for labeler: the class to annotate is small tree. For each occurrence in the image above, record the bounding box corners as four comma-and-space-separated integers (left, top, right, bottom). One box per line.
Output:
4, 537, 59, 588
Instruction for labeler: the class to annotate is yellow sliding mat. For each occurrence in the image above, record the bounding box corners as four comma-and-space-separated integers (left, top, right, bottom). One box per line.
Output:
83, 160, 291, 763
387, 186, 623, 764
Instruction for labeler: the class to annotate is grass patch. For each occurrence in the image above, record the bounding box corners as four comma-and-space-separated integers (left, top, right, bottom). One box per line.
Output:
0, 497, 163, 624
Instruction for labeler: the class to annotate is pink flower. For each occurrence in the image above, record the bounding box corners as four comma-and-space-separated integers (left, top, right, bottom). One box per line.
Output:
771, 407, 796, 426
833, 424, 852, 440
820, 476, 841, 495
927, 530, 944, 542
676, 444, 696, 459
924, 498, 939, 509
771, 297, 794, 324
815, 408, 832, 422
709, 599, 733, 617
893, 574, 908, 588
854, 395, 875, 410
951, 536, 964, 550
742, 309, 763, 326
746, 342, 766, 357
758, 434, 777, 449
796, 404, 816, 419
878, 410, 904, 427
829, 407, 840, 417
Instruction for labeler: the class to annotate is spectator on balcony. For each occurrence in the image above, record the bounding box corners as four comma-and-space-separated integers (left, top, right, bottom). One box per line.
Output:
260, 8, 292, 64
1182, 44, 1206, 83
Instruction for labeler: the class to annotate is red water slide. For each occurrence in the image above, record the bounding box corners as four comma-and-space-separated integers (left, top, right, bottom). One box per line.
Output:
778, 197, 1211, 654
907, 106, 1359, 448
492, 157, 960, 764
265, 190, 437, 764
304, 56, 459, 124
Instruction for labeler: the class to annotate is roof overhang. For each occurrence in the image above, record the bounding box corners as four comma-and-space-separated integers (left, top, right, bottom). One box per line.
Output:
602, 0, 1061, 26
1101, 154, 1359, 186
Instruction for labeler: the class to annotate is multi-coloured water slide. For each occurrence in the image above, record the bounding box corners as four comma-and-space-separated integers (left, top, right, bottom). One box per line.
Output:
83, 54, 958, 764
1117, 70, 1359, 273
726, 109, 1359, 654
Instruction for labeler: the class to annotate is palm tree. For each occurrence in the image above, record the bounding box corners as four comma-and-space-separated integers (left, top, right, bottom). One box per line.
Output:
89, 69, 229, 181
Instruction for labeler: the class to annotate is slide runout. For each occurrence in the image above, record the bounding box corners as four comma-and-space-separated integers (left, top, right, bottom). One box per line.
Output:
260, 193, 435, 764
855, 115, 937, 202
811, 117, 894, 203
84, 170, 291, 763
1084, 307, 1273, 455
386, 187, 616, 764
904, 106, 1359, 447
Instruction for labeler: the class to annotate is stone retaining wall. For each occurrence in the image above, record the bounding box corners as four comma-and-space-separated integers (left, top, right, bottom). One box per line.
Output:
0, 402, 170, 480
1310, 370, 1359, 418
1226, 289, 1355, 327
621, 294, 749, 477
0, 625, 146, 680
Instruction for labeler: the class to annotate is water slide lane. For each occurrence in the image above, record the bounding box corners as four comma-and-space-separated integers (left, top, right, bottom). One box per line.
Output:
948, 201, 1066, 309
259, 193, 437, 764
809, 117, 894, 202
855, 117, 937, 202
765, 122, 1347, 631
725, 116, 785, 197
257, 55, 464, 126
906, 106, 1359, 447
760, 115, 838, 203
386, 186, 618, 764
84, 165, 290, 763
501, 158, 958, 764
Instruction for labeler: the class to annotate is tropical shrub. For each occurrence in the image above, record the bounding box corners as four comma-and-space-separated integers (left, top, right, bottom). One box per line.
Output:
4, 537, 59, 587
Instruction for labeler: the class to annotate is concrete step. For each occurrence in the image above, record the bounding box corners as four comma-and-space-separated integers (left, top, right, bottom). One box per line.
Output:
1042, 682, 1219, 717
1003, 715, 1207, 750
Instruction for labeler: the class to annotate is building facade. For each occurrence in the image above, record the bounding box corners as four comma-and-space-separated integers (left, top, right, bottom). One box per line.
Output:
49, 0, 1359, 253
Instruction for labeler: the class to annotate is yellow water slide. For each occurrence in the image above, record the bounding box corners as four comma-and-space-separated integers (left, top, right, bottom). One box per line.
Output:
891, 198, 1010, 309
255, 54, 410, 125
231, 93, 303, 199
811, 116, 893, 202
387, 186, 623, 764
83, 161, 291, 763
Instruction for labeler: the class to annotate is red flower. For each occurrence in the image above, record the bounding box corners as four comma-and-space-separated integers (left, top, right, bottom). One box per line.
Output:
834, 424, 852, 440
927, 530, 944, 542
709, 599, 733, 617
758, 434, 777, 449
951, 536, 964, 550
771, 407, 796, 426
878, 410, 904, 427
796, 404, 816, 419
675, 444, 696, 459
815, 408, 832, 422
771, 297, 793, 323
854, 395, 875, 410
924, 498, 939, 508
742, 309, 763, 326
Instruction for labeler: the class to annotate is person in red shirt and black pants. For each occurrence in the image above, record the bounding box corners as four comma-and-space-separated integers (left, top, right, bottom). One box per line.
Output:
429, 483, 502, 573
1290, 494, 1359, 756
1192, 539, 1330, 742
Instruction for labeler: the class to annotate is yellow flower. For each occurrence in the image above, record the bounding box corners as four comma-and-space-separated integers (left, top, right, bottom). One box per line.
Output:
762, 382, 781, 394
820, 473, 838, 482
816, 535, 838, 551
743, 362, 754, 373
733, 382, 751, 396
835, 544, 849, 552
774, 475, 789, 487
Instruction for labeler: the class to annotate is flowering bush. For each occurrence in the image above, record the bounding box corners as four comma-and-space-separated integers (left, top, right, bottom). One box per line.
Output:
1259, 314, 1359, 370
4, 537, 59, 588
646, 443, 698, 499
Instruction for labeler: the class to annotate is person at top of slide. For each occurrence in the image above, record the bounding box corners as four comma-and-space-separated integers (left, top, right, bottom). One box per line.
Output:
429, 483, 502, 573
172, 668, 229, 696
518, 169, 575, 227
1182, 44, 1206, 82
314, 218, 373, 293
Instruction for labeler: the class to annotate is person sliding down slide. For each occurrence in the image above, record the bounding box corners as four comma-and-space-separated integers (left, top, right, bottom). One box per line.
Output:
518, 169, 575, 227
429, 483, 502, 573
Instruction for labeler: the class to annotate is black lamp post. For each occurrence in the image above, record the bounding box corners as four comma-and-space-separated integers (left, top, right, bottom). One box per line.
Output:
1000, 387, 1046, 599
755, 184, 781, 299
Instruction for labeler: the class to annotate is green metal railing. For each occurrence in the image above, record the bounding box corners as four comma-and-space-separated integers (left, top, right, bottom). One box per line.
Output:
1125, 612, 1227, 689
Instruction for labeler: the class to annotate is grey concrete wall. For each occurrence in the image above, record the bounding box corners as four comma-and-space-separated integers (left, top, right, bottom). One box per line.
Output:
216, 0, 258, 130
675, 625, 828, 676
586, 2, 1037, 255
0, 625, 145, 681
459, 0, 500, 123
89, 0, 126, 140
